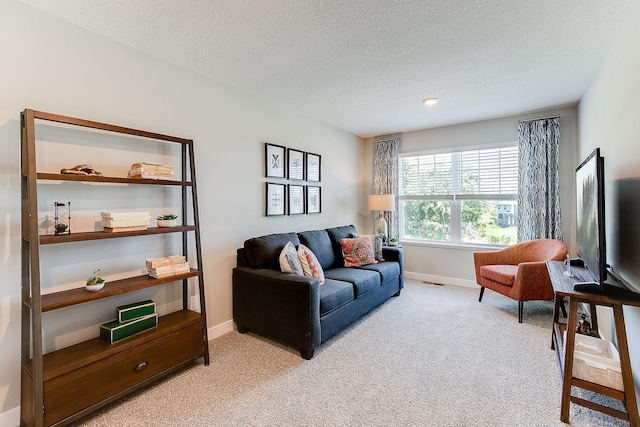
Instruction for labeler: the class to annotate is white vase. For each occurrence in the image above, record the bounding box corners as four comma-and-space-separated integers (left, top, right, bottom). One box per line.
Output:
85, 281, 105, 292
157, 219, 177, 227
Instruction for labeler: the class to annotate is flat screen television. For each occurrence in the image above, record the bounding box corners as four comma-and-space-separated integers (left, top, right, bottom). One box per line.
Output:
574, 148, 607, 292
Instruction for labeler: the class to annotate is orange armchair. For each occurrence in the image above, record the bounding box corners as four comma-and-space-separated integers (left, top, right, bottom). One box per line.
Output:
473, 239, 567, 323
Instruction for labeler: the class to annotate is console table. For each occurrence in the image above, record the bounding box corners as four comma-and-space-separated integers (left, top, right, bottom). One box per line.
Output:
547, 260, 640, 425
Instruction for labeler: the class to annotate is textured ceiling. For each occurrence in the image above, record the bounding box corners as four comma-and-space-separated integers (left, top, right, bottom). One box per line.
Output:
16, 0, 639, 137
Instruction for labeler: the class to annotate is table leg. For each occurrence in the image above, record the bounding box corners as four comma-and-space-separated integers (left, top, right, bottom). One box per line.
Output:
612, 304, 640, 427
561, 297, 579, 423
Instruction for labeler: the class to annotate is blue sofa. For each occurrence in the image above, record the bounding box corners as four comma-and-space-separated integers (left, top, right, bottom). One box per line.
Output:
232, 225, 403, 359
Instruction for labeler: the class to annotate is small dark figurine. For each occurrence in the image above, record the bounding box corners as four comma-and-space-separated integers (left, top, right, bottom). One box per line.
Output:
576, 313, 592, 335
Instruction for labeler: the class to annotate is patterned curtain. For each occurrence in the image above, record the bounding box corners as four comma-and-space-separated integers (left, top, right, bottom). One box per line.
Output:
517, 117, 562, 241
373, 136, 400, 240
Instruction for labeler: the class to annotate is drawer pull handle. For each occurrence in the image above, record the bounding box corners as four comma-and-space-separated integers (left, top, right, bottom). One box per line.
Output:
134, 361, 148, 372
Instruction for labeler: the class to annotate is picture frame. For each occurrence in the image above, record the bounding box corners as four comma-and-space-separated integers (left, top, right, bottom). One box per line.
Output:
288, 184, 305, 215
265, 143, 286, 178
306, 185, 321, 214
265, 182, 286, 216
288, 148, 305, 180
306, 152, 321, 182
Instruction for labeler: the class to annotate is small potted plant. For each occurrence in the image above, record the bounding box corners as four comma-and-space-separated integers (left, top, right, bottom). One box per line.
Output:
85, 268, 105, 292
389, 237, 399, 247
157, 214, 178, 228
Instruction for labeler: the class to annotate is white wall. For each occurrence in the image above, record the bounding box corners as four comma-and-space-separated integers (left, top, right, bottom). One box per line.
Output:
0, 1, 364, 421
366, 107, 579, 286
578, 3, 640, 401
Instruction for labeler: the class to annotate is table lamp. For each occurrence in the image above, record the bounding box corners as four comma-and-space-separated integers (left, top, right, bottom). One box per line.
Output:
368, 194, 395, 244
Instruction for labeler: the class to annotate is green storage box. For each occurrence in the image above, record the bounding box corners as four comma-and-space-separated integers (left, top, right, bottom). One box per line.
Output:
116, 299, 156, 322
100, 313, 158, 343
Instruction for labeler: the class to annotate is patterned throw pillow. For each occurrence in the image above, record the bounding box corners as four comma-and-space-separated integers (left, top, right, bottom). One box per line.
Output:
340, 236, 378, 267
297, 244, 325, 284
351, 233, 384, 261
279, 241, 303, 275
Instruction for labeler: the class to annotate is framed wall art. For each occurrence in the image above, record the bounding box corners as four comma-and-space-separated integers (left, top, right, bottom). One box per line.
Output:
265, 143, 286, 178
288, 184, 305, 215
288, 148, 305, 180
306, 185, 321, 214
266, 182, 286, 216
306, 152, 321, 182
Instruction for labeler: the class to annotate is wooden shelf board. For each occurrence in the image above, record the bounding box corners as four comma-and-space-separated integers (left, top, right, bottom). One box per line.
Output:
24, 269, 199, 312
37, 173, 190, 186
39, 226, 195, 244
25, 310, 204, 382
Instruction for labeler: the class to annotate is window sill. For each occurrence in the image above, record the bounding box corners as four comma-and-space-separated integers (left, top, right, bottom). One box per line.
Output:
399, 239, 509, 252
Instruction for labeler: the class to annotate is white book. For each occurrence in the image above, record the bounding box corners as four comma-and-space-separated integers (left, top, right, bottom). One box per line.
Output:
146, 255, 187, 270
101, 218, 150, 227
101, 211, 150, 220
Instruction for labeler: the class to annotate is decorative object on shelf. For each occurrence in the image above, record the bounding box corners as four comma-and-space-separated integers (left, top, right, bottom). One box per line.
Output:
54, 201, 71, 235
265, 143, 286, 178
287, 148, 305, 180
85, 269, 105, 292
129, 162, 174, 180
288, 184, 305, 215
101, 211, 150, 232
576, 312, 594, 336
100, 313, 158, 343
60, 164, 103, 176
369, 194, 396, 244
116, 300, 156, 322
266, 182, 286, 216
307, 185, 321, 214
389, 238, 399, 246
306, 152, 321, 182
157, 214, 179, 227
146, 255, 189, 278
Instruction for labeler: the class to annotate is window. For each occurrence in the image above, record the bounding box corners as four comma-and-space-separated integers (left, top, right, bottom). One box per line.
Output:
399, 144, 518, 246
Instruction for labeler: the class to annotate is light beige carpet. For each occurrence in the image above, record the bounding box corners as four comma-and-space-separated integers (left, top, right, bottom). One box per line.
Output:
71, 280, 628, 426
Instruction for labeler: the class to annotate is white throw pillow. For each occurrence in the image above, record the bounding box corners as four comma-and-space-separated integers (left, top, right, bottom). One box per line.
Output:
279, 241, 303, 275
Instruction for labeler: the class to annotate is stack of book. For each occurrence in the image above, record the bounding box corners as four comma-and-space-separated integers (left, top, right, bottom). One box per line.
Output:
101, 211, 150, 232
129, 162, 174, 180
146, 255, 190, 278
100, 300, 157, 343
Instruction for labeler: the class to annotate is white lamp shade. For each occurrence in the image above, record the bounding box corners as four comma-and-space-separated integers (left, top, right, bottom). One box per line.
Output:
368, 194, 396, 212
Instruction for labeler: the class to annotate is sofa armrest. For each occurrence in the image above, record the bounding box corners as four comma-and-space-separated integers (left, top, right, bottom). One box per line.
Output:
232, 267, 321, 357
382, 246, 404, 289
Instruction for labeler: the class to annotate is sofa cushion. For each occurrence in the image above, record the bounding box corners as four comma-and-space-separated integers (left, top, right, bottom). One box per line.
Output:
357, 261, 400, 284
324, 267, 380, 297
279, 241, 303, 275
298, 244, 325, 284
340, 236, 377, 267
480, 264, 518, 286
298, 229, 335, 271
244, 232, 300, 270
326, 225, 358, 267
351, 233, 384, 261
319, 279, 355, 316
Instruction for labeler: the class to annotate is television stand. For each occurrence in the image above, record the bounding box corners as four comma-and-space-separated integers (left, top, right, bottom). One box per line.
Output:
546, 260, 640, 425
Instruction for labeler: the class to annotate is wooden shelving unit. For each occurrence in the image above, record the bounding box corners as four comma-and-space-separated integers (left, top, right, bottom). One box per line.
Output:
20, 109, 209, 427
547, 260, 640, 426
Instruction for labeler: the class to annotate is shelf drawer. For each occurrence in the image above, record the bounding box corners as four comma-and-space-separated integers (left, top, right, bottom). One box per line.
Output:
43, 322, 204, 426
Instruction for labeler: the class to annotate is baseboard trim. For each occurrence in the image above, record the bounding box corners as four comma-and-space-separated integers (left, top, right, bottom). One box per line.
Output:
0, 405, 20, 427
405, 271, 477, 289
208, 319, 234, 340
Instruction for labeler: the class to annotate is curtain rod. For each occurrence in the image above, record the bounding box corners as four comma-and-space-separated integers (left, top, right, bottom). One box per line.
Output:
518, 115, 560, 123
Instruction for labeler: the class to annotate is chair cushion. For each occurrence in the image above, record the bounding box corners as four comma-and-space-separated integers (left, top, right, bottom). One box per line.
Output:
324, 267, 380, 297
480, 264, 518, 286
319, 279, 355, 316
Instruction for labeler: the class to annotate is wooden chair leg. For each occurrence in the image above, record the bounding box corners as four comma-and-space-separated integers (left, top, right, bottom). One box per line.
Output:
478, 286, 485, 302
518, 301, 524, 323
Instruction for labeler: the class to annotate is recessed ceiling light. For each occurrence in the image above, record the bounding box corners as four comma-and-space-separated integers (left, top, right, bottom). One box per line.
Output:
422, 97, 439, 106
